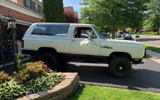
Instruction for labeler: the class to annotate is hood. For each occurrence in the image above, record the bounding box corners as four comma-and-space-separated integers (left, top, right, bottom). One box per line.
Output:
100, 39, 145, 48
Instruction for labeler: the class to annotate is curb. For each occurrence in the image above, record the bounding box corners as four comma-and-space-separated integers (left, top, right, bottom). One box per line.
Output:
17, 73, 79, 100
146, 50, 160, 64
0, 57, 30, 68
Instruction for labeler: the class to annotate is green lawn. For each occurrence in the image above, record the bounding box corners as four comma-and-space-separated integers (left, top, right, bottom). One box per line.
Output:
145, 44, 160, 53
145, 53, 152, 58
115, 38, 123, 40
70, 85, 160, 100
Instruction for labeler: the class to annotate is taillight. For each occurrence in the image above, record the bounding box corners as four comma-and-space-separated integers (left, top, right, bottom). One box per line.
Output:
16, 43, 18, 49
22, 40, 24, 48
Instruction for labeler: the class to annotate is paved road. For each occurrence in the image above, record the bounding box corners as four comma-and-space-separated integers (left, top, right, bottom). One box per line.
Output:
136, 36, 160, 47
60, 59, 160, 93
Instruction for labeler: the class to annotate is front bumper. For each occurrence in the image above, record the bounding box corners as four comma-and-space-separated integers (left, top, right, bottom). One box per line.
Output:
133, 58, 145, 64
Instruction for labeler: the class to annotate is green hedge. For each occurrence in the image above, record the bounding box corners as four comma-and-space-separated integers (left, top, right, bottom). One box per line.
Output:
42, 0, 64, 22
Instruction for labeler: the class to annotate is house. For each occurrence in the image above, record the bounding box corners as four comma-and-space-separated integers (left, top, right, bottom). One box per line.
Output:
0, 0, 44, 38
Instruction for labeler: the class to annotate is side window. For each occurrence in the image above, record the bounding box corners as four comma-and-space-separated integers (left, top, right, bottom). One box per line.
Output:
32, 24, 69, 36
90, 30, 97, 39
49, 26, 69, 36
73, 27, 97, 39
32, 25, 46, 35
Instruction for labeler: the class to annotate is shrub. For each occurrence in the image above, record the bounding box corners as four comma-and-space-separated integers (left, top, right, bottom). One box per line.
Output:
15, 53, 25, 71
0, 71, 12, 84
0, 80, 25, 100
64, 9, 78, 23
25, 73, 64, 93
14, 61, 48, 82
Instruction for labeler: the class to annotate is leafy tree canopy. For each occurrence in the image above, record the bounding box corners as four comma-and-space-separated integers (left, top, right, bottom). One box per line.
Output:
42, 0, 64, 22
143, 0, 160, 34
80, 0, 147, 38
64, 9, 78, 23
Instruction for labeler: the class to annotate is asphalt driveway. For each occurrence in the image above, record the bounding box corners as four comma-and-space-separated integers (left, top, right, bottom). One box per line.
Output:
1, 58, 160, 93
60, 59, 160, 93
137, 36, 160, 47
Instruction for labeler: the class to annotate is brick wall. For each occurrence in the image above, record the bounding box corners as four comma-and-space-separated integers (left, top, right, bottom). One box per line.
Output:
0, 5, 43, 23
17, 0, 24, 6
32, 1, 34, 11
40, 6, 42, 14
17, 0, 42, 14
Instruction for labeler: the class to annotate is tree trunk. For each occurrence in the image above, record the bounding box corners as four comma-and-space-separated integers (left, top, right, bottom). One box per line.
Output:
112, 24, 115, 39
157, 28, 160, 35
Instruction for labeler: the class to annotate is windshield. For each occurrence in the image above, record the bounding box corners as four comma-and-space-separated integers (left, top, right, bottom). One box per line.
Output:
92, 26, 104, 39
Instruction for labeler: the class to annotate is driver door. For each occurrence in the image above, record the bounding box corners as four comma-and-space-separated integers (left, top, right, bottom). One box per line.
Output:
70, 27, 100, 56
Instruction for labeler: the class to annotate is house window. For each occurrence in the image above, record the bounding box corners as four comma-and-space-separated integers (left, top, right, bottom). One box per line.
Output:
25, 0, 32, 9
34, 3, 39, 12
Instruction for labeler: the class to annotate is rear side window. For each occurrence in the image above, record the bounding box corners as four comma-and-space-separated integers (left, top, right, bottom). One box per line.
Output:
32, 24, 70, 37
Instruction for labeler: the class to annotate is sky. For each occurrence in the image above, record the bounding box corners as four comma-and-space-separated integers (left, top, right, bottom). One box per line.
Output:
39, 0, 84, 18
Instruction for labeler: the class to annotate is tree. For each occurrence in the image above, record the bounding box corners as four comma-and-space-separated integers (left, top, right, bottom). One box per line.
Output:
64, 9, 78, 23
80, 0, 147, 38
42, 0, 64, 22
143, 0, 160, 34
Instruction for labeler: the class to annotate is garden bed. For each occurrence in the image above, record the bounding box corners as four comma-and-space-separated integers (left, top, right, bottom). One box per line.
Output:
0, 60, 79, 100
17, 73, 79, 100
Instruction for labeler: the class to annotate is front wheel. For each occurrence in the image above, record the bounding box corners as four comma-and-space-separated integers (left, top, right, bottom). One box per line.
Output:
109, 57, 131, 77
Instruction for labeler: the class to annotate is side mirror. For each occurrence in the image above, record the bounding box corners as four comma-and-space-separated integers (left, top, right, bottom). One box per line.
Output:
88, 34, 93, 41
88, 33, 91, 40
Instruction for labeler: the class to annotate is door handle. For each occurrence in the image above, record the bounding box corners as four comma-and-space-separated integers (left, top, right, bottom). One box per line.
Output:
72, 40, 77, 42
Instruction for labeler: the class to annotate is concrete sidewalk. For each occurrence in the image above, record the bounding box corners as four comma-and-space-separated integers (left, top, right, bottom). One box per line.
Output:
147, 50, 160, 64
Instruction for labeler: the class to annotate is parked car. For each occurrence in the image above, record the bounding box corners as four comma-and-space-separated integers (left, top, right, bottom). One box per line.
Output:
123, 33, 132, 40
138, 30, 145, 34
115, 32, 121, 38
102, 33, 110, 39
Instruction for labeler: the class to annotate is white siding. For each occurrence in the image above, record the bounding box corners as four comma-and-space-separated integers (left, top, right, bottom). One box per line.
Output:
10, 0, 17, 3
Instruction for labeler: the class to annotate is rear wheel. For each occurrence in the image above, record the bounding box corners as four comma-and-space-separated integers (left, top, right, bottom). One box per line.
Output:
109, 57, 131, 77
58, 59, 67, 66
38, 53, 58, 70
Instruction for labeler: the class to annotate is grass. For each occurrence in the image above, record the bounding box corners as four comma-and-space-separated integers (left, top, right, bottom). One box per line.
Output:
145, 44, 160, 53
70, 85, 160, 100
145, 53, 152, 58
115, 38, 123, 40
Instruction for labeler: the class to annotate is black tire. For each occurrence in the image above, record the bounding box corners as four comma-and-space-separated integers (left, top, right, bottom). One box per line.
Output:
58, 59, 67, 66
38, 53, 58, 70
109, 57, 131, 78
